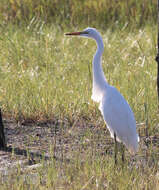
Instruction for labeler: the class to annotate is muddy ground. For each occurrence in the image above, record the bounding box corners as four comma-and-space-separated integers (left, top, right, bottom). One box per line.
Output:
0, 117, 158, 181
0, 118, 111, 174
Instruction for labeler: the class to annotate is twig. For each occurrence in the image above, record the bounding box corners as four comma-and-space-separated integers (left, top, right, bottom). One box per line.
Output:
80, 176, 94, 190
155, 0, 159, 104
0, 109, 6, 149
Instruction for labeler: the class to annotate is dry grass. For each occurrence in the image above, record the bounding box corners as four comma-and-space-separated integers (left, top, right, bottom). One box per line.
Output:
0, 23, 158, 189
0, 0, 157, 27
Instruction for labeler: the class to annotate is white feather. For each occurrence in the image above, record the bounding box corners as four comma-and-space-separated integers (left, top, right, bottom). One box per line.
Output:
66, 27, 139, 155
86, 28, 139, 154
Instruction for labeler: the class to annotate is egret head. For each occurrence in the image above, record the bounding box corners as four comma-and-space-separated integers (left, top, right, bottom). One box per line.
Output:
65, 27, 100, 39
65, 27, 104, 52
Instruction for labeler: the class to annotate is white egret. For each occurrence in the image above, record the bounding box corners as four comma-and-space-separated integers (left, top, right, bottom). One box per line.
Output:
65, 28, 139, 162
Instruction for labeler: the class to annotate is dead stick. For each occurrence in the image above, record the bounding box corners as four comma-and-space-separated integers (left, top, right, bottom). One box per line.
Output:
155, 0, 159, 104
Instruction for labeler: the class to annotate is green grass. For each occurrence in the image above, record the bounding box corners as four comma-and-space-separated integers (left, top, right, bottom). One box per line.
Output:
0, 145, 159, 189
0, 23, 159, 189
0, 23, 158, 131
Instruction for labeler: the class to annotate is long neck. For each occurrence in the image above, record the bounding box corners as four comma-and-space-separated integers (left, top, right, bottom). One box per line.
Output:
91, 36, 108, 102
93, 47, 107, 87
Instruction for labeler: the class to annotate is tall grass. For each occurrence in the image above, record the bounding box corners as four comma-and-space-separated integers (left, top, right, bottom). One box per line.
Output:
0, 7, 159, 190
0, 0, 157, 27
0, 23, 158, 132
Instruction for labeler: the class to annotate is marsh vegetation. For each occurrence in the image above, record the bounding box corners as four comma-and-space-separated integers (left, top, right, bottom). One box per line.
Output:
0, 0, 159, 189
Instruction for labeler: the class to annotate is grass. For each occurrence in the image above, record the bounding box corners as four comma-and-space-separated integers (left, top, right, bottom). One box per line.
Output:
0, 22, 159, 189
0, 23, 158, 131
0, 0, 157, 27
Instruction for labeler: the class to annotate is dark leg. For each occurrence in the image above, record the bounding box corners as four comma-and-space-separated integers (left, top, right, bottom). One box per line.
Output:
121, 144, 125, 163
114, 133, 117, 165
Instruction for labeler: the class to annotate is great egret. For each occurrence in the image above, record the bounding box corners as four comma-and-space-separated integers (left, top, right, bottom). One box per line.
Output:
65, 27, 139, 162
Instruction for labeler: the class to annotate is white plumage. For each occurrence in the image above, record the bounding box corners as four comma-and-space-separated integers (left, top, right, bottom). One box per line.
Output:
66, 27, 139, 155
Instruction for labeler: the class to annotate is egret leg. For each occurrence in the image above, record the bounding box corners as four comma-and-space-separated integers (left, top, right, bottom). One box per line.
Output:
114, 133, 117, 165
121, 144, 125, 163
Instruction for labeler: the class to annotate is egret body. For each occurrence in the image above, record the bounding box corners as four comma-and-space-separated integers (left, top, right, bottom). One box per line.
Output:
65, 28, 139, 157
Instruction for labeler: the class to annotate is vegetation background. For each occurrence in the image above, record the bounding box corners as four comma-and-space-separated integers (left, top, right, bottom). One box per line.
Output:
0, 0, 158, 119
0, 0, 159, 189
0, 0, 157, 27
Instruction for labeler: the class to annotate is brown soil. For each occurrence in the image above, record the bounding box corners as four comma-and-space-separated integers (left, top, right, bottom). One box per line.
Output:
0, 118, 158, 180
